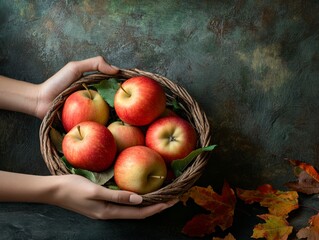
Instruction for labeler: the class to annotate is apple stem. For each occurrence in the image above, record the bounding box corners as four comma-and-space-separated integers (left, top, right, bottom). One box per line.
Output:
77, 125, 83, 140
120, 84, 131, 97
169, 135, 177, 142
149, 175, 165, 179
82, 83, 93, 100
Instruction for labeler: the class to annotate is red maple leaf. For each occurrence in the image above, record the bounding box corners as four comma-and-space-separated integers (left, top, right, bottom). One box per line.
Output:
180, 181, 236, 237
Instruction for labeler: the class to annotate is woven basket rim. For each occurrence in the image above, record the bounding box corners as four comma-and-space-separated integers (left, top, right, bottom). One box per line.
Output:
39, 68, 212, 205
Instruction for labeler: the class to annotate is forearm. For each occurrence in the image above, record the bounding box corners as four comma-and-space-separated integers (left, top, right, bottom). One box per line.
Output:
0, 171, 58, 204
0, 76, 39, 117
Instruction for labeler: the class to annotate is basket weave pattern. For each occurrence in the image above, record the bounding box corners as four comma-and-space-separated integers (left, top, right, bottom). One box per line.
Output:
40, 69, 211, 205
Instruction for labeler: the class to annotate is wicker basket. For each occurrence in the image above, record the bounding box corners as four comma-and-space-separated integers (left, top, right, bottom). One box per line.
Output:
39, 68, 212, 205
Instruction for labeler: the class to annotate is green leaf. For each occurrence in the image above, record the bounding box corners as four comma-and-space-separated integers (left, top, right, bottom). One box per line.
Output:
93, 78, 120, 107
49, 127, 64, 153
171, 145, 217, 177
105, 182, 120, 190
61, 156, 114, 185
171, 98, 182, 111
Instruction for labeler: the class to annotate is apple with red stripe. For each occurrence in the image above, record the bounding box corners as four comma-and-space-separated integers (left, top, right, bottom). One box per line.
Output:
114, 146, 167, 194
62, 121, 117, 172
114, 76, 166, 126
62, 85, 109, 133
107, 121, 145, 152
145, 116, 197, 163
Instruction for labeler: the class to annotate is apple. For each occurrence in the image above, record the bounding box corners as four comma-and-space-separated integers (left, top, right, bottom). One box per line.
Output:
62, 121, 117, 172
114, 146, 167, 194
62, 86, 109, 132
145, 116, 197, 163
114, 76, 166, 126
107, 121, 145, 152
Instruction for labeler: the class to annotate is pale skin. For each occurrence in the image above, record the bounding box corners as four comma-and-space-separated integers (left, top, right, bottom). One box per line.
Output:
0, 56, 178, 220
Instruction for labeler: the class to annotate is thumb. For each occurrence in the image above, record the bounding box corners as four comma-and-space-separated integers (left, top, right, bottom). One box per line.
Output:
95, 187, 143, 205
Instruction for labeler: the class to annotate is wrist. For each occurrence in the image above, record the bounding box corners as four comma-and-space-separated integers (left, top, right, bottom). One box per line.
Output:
0, 76, 40, 117
34, 175, 63, 205
0, 171, 60, 204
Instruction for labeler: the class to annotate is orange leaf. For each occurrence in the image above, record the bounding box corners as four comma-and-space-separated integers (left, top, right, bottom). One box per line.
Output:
213, 233, 236, 240
286, 159, 319, 194
236, 184, 299, 216
252, 214, 293, 240
296, 213, 319, 239
180, 181, 236, 237
288, 159, 319, 182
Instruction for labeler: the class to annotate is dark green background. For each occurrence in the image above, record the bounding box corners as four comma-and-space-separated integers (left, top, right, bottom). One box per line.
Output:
0, 1, 318, 239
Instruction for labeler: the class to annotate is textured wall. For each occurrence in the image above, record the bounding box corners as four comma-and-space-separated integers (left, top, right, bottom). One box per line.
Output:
1, 0, 318, 187
0, 1, 319, 239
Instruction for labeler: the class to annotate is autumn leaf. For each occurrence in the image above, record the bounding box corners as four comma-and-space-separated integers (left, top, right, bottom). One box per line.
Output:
286, 159, 319, 194
252, 214, 293, 240
181, 214, 219, 237
180, 181, 236, 237
288, 159, 319, 182
236, 184, 299, 216
213, 233, 236, 240
297, 213, 319, 240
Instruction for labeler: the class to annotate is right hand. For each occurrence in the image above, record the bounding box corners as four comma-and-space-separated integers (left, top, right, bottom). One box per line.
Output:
48, 174, 178, 219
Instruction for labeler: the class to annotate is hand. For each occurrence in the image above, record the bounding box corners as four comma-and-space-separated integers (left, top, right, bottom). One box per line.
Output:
48, 174, 178, 219
35, 56, 119, 119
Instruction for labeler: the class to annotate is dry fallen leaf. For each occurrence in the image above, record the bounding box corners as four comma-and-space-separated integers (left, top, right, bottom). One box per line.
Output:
252, 214, 293, 240
236, 184, 299, 216
288, 159, 319, 182
180, 181, 236, 237
286, 159, 319, 194
297, 213, 319, 240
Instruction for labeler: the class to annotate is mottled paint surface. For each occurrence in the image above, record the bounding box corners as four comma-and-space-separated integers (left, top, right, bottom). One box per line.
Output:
0, 1, 319, 239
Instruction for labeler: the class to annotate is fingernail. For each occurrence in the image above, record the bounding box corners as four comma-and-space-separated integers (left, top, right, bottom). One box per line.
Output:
129, 194, 143, 204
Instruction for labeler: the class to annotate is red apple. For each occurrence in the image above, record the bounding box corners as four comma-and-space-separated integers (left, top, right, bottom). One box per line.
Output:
114, 146, 167, 194
62, 121, 117, 172
62, 87, 109, 132
107, 121, 145, 152
114, 76, 166, 126
145, 116, 197, 163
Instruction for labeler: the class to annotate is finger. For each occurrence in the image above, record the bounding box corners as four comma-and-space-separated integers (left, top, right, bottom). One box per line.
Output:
94, 188, 143, 205
103, 199, 179, 220
67, 56, 119, 78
